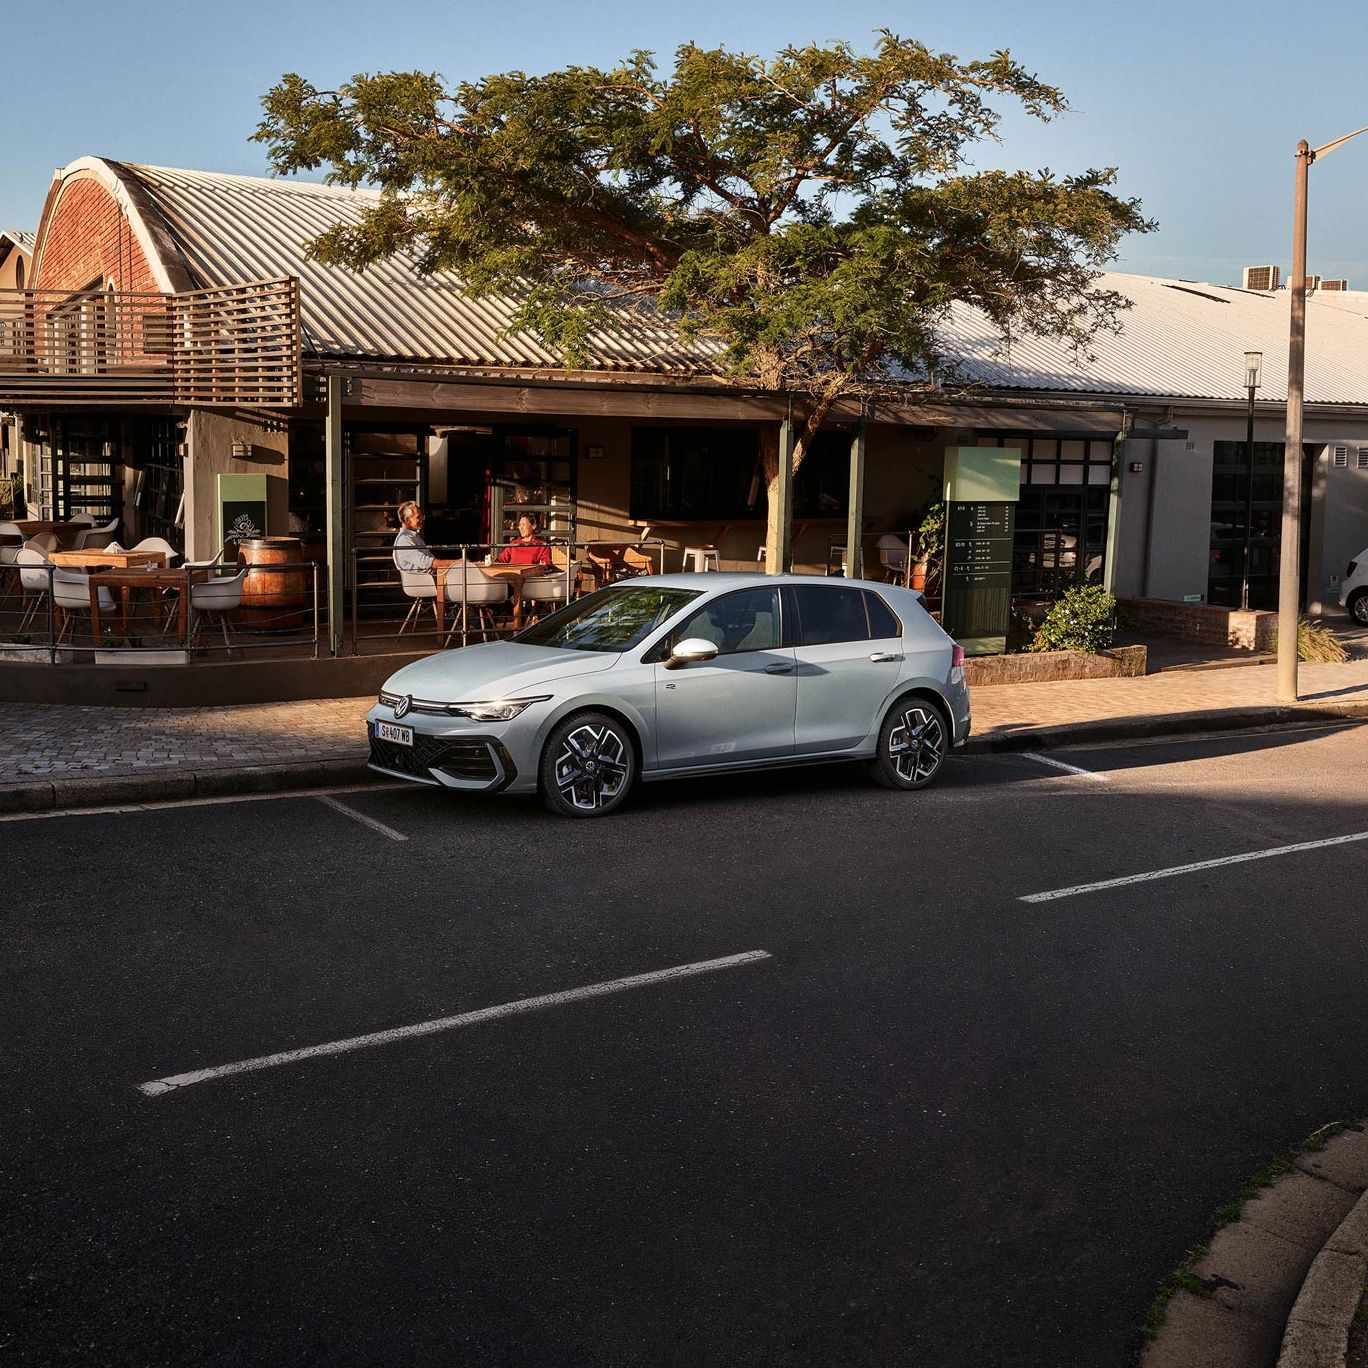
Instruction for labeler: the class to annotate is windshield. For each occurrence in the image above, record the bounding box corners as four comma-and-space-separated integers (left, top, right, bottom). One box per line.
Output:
514, 585, 702, 653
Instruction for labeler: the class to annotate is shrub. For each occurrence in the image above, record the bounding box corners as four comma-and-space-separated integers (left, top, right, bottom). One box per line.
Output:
1029, 585, 1117, 654
1298, 617, 1349, 663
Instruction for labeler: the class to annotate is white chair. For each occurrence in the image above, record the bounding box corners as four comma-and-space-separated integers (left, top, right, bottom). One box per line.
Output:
14, 548, 55, 635
397, 567, 439, 635
0, 523, 22, 602
190, 566, 248, 649
443, 562, 511, 643
520, 562, 580, 622
74, 518, 120, 551
131, 536, 180, 564
876, 534, 909, 584
682, 545, 720, 572
52, 569, 115, 644
23, 533, 57, 559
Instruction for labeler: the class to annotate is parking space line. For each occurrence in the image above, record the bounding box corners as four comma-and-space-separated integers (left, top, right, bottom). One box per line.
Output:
1021, 752, 1108, 783
316, 794, 409, 842
1020, 829, 1368, 903
138, 950, 773, 1098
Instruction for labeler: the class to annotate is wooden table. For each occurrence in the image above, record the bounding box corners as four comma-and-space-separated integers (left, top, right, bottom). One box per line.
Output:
84, 565, 205, 645
2, 520, 87, 541
49, 549, 165, 571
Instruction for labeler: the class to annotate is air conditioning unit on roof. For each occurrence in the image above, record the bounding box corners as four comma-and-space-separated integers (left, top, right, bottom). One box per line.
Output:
1243, 264, 1281, 291
1306, 275, 1322, 291
1321, 279, 1349, 291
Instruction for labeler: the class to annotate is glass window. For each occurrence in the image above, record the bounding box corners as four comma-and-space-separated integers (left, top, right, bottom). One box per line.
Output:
516, 585, 701, 652
864, 590, 901, 640
630, 427, 762, 521
671, 586, 781, 656
792, 584, 870, 646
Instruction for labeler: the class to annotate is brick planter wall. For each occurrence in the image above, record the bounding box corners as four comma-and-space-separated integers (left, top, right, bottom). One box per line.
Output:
965, 644, 1147, 687
1118, 597, 1277, 652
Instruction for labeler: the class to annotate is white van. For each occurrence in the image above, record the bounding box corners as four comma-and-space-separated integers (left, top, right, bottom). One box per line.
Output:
1339, 548, 1368, 625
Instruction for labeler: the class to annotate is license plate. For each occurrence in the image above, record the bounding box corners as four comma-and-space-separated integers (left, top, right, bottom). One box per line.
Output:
376, 721, 413, 747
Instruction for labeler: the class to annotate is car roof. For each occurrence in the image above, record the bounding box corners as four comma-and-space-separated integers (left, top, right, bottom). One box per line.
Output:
622, 572, 903, 592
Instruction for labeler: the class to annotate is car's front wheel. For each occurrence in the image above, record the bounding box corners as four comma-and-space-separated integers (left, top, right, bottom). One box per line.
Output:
1349, 590, 1368, 627
868, 696, 950, 791
540, 711, 637, 817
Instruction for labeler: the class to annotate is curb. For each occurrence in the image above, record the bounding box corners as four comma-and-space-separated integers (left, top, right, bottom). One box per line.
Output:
1142, 1123, 1368, 1368
0, 754, 376, 814
964, 700, 1368, 755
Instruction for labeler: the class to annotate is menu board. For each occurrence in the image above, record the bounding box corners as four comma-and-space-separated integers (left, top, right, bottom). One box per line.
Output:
941, 501, 1016, 655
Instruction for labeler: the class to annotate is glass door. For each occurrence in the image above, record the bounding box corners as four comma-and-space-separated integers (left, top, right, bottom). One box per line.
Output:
489, 429, 576, 546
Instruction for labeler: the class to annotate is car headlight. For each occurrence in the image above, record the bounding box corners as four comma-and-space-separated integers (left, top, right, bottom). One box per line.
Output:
448, 696, 550, 722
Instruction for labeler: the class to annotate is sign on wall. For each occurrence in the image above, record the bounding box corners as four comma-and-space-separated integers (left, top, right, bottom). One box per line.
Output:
217, 473, 268, 558
941, 446, 1022, 656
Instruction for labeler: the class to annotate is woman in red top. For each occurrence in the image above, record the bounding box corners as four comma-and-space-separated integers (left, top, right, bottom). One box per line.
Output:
495, 515, 553, 567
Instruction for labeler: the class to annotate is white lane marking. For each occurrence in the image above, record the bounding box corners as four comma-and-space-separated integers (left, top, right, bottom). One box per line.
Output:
0, 781, 409, 824
316, 794, 409, 842
138, 950, 773, 1098
1021, 829, 1368, 904
1021, 752, 1108, 783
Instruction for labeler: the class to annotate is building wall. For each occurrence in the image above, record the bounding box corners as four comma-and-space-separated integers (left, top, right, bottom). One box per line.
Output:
185, 412, 289, 561
31, 175, 158, 293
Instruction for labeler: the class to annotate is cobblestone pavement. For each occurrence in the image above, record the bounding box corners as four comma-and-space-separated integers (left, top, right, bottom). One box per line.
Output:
1, 658, 1367, 785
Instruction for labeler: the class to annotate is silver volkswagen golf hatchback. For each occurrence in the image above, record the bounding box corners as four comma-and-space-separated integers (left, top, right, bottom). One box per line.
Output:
367, 573, 971, 817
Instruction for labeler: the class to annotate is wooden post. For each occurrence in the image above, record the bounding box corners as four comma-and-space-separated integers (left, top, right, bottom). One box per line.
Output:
325, 373, 345, 657
773, 415, 794, 574
845, 419, 866, 579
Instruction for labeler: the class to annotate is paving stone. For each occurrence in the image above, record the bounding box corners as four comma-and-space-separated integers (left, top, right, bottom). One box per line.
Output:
1140, 1289, 1283, 1367
1295, 1129, 1368, 1195
1194, 1220, 1316, 1324
1237, 1173, 1361, 1253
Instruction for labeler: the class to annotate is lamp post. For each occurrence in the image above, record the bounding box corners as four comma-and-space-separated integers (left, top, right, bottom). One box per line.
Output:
1279, 126, 1368, 702
1240, 351, 1262, 612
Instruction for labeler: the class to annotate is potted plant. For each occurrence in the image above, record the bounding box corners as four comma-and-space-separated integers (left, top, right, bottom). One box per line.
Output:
911, 501, 944, 594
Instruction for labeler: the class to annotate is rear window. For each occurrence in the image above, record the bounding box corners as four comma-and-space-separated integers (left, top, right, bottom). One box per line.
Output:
790, 585, 870, 646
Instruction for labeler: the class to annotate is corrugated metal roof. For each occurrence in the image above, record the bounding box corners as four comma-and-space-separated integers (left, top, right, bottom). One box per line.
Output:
936, 273, 1368, 405
87, 161, 1368, 405
120, 163, 718, 374
0, 230, 35, 254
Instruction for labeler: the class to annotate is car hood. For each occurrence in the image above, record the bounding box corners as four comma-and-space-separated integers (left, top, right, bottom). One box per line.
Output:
382, 641, 620, 701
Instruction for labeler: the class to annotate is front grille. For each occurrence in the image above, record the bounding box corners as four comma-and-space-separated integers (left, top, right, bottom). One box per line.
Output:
368, 727, 500, 784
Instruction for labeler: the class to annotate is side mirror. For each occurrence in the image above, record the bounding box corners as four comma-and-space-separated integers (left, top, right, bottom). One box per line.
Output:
665, 637, 720, 669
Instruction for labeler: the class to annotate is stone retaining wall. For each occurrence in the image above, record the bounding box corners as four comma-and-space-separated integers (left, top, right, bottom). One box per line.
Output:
966, 644, 1147, 687
1119, 597, 1277, 651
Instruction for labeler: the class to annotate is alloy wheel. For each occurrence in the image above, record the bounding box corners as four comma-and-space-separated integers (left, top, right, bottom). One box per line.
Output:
887, 705, 945, 784
1352, 592, 1368, 627
552, 722, 631, 812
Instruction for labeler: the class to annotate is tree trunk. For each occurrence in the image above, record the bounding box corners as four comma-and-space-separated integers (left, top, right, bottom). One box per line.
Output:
761, 384, 847, 572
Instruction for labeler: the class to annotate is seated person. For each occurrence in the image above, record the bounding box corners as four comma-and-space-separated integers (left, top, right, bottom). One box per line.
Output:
393, 501, 461, 576
495, 515, 553, 568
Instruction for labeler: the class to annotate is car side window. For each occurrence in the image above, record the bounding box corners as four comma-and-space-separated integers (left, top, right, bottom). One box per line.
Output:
864, 590, 901, 640
670, 587, 782, 657
791, 585, 870, 646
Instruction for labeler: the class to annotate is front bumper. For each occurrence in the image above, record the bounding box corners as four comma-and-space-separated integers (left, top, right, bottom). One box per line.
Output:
367, 722, 519, 792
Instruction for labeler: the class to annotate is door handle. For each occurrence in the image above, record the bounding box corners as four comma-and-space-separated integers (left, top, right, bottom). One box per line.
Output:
869, 652, 902, 662
764, 662, 794, 674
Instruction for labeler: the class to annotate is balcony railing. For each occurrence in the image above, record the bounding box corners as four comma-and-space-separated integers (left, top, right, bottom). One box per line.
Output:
0, 278, 302, 407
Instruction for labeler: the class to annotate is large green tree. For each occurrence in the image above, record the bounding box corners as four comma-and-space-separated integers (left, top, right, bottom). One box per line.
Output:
257, 34, 1151, 562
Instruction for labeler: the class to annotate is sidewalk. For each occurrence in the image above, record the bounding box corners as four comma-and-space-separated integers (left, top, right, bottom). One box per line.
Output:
1, 656, 1366, 806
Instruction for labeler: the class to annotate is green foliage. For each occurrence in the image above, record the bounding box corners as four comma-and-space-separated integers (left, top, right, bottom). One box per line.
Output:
1299, 617, 1349, 663
1028, 584, 1116, 653
255, 34, 1153, 460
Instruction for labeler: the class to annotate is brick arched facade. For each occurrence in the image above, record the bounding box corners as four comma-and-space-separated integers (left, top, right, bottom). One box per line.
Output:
32, 175, 158, 293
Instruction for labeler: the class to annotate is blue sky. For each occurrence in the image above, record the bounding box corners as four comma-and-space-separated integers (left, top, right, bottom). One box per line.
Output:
4, 0, 1366, 287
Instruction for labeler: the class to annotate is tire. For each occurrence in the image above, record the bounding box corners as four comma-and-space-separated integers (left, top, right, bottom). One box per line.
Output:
539, 711, 637, 818
868, 696, 951, 791
1350, 590, 1368, 627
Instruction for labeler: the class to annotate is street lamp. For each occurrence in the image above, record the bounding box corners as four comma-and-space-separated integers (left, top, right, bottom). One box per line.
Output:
1279, 125, 1368, 702
1240, 351, 1262, 612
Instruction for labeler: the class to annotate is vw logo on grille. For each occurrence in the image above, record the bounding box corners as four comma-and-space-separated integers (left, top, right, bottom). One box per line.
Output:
393, 694, 412, 719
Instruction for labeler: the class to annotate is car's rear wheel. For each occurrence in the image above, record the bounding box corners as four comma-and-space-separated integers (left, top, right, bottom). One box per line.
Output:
540, 711, 636, 817
869, 696, 950, 791
1350, 590, 1368, 627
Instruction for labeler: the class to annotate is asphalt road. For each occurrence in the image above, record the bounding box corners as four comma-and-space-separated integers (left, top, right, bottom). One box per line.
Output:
5, 721, 1368, 1367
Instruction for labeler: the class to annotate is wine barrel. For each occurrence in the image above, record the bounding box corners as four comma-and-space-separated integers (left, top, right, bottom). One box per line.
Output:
235, 536, 309, 630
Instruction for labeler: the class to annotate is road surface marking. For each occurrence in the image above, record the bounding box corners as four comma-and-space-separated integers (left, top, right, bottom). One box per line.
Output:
316, 794, 408, 842
0, 782, 406, 824
1021, 829, 1368, 903
1021, 752, 1108, 782
138, 950, 773, 1098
